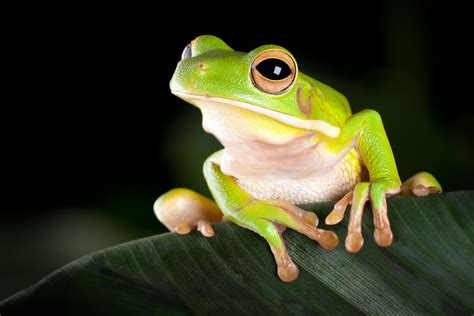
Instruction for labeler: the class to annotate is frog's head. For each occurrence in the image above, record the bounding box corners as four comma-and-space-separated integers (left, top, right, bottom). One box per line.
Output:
170, 35, 351, 142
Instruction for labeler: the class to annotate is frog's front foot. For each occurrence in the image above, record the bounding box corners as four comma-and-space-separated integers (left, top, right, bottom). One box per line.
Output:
232, 199, 339, 282
325, 172, 442, 253
324, 180, 398, 252
154, 188, 223, 237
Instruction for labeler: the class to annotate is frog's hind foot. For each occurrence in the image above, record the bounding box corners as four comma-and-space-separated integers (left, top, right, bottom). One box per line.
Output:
268, 223, 300, 282
232, 199, 339, 282
400, 172, 442, 196
154, 188, 223, 237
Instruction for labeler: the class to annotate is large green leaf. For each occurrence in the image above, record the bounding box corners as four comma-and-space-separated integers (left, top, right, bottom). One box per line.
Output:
1, 191, 473, 315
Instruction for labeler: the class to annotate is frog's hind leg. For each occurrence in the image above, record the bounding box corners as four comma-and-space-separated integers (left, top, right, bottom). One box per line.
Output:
236, 202, 339, 282
252, 219, 299, 282
400, 172, 442, 196
154, 188, 223, 237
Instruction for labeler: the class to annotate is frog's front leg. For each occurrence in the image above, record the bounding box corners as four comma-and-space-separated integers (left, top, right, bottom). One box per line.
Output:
324, 110, 404, 252
205, 151, 339, 282
324, 110, 443, 252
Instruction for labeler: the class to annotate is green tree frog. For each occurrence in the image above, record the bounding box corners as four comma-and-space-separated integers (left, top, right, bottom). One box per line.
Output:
154, 35, 442, 282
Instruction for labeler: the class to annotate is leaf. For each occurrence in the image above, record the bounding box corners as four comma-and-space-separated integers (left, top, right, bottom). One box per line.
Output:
1, 191, 474, 315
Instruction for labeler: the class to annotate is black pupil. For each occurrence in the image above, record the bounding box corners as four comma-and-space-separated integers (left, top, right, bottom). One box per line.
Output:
256, 58, 292, 80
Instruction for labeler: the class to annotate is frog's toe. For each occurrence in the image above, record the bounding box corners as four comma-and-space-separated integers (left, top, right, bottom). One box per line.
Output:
260, 200, 338, 248
197, 220, 215, 237
276, 259, 299, 282
175, 223, 192, 235
400, 172, 442, 196
412, 185, 442, 197
267, 200, 319, 227
345, 231, 364, 253
303, 211, 319, 227
268, 235, 300, 282
318, 229, 339, 250
252, 220, 300, 282
345, 183, 369, 253
370, 182, 393, 248
374, 226, 393, 247
276, 208, 339, 250
325, 191, 353, 225
291, 222, 339, 250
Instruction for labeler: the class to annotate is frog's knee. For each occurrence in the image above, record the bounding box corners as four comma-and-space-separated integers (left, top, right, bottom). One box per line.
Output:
154, 188, 222, 232
359, 109, 382, 123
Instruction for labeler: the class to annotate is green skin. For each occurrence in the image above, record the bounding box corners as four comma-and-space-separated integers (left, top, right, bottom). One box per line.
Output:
155, 35, 442, 282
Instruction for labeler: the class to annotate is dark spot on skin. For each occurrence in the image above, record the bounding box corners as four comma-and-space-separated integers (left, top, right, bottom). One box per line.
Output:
296, 87, 312, 116
198, 62, 208, 71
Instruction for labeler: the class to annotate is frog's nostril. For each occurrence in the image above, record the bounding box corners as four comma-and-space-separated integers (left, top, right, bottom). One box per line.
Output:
198, 62, 208, 71
181, 43, 192, 60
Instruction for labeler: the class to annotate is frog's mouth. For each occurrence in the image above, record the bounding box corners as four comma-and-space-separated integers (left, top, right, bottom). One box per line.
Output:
171, 91, 340, 138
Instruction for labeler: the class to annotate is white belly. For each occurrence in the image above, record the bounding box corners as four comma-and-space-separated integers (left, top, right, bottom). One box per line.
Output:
211, 131, 363, 204
235, 154, 361, 204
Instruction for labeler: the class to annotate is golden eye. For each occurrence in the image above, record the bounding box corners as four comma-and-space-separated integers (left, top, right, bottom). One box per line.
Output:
251, 50, 297, 94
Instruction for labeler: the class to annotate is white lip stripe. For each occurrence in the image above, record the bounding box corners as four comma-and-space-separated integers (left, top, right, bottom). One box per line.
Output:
171, 91, 341, 138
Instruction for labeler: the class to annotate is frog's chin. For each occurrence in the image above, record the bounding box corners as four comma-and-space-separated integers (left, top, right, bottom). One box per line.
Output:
171, 91, 340, 138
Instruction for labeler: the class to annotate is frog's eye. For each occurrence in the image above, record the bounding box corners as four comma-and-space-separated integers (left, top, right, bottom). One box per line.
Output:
251, 50, 297, 94
181, 43, 192, 60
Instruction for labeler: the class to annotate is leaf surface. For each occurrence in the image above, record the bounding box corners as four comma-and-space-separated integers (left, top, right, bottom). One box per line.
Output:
1, 191, 473, 315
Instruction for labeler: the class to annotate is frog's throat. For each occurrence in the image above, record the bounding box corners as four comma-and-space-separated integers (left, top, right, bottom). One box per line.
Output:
172, 91, 340, 138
